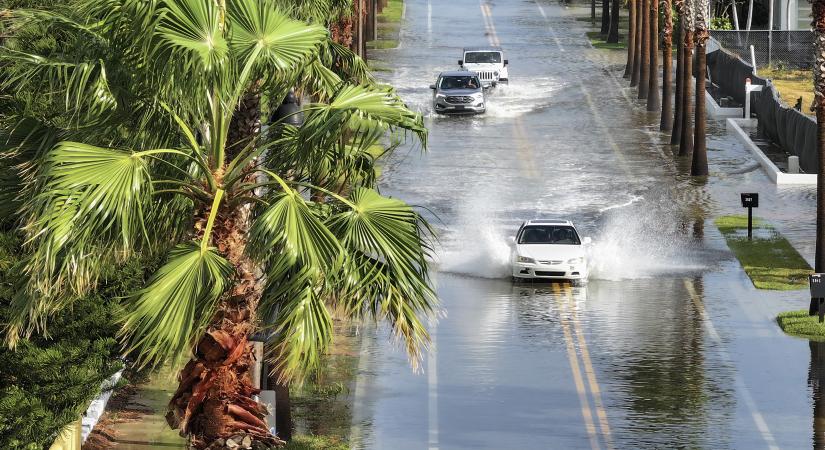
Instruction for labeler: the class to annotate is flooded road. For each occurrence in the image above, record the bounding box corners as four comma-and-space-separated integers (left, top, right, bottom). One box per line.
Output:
345, 0, 825, 449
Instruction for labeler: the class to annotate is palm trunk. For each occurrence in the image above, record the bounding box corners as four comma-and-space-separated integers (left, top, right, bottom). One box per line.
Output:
631, 0, 644, 86
639, 0, 651, 99
691, 0, 709, 175
625, 0, 637, 78
811, 340, 825, 450
661, 0, 674, 130
691, 29, 709, 175
602, 0, 611, 34
679, 29, 694, 157
671, 14, 684, 143
607, 0, 621, 43
647, 0, 661, 111
592, 0, 597, 24
815, 0, 825, 312
167, 92, 279, 450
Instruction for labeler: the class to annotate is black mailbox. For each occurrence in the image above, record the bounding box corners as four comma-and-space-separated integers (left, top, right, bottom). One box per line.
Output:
741, 193, 759, 208
812, 274, 825, 298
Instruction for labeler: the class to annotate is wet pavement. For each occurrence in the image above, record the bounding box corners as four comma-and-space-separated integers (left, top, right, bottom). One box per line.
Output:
350, 0, 824, 448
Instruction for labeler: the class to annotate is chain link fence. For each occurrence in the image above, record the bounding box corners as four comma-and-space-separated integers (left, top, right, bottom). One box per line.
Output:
709, 30, 814, 69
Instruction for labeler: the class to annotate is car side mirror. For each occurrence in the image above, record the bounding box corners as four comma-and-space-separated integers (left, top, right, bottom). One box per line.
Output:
583, 237, 592, 245
509, 236, 516, 245
504, 59, 509, 65
458, 59, 463, 65
429, 84, 436, 90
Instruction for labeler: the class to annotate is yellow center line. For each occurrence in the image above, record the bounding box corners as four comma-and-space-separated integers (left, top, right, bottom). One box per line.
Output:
513, 118, 540, 178
565, 290, 614, 450
553, 283, 601, 450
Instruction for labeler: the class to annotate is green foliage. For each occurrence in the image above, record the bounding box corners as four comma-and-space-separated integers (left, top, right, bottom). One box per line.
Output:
710, 16, 733, 30
0, 231, 151, 449
777, 310, 825, 339
715, 215, 812, 290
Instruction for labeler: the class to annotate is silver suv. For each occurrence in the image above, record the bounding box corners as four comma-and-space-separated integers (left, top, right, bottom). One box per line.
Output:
429, 71, 486, 115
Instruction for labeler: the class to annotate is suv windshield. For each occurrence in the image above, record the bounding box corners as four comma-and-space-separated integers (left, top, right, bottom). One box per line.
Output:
518, 226, 581, 245
464, 51, 502, 63
439, 76, 480, 90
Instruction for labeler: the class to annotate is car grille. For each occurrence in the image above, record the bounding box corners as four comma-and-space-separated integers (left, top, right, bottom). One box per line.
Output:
535, 271, 566, 277
477, 71, 496, 81
446, 96, 474, 104
538, 260, 563, 265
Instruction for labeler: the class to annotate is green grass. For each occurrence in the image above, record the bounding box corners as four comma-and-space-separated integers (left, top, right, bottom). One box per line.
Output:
715, 215, 812, 290
758, 66, 813, 115
777, 310, 825, 340
283, 435, 349, 450
586, 31, 627, 50
369, 0, 403, 50
377, 0, 403, 24
366, 39, 399, 50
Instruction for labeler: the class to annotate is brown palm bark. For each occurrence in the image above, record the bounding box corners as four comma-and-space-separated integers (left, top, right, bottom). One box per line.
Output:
601, 0, 611, 34
638, 0, 650, 99
647, 0, 660, 111
607, 0, 621, 43
679, 27, 694, 156
166, 91, 281, 449
660, 0, 673, 130
691, 1, 709, 176
624, 0, 637, 78
815, 0, 825, 314
671, 11, 684, 144
631, 0, 644, 86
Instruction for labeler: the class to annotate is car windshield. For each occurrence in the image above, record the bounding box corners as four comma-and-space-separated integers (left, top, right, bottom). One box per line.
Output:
439, 76, 480, 90
464, 51, 502, 63
518, 226, 581, 245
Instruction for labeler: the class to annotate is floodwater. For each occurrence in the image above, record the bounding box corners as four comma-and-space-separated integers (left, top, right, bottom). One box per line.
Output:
349, 0, 825, 449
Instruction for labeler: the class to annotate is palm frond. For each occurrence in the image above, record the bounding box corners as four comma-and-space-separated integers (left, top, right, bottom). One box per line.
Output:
120, 242, 234, 369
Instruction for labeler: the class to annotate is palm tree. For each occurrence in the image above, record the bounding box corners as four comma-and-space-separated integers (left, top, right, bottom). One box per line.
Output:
646, 0, 660, 111
631, 0, 644, 86
607, 0, 621, 43
679, 0, 695, 157
624, 0, 637, 78
671, 1, 685, 144
660, 0, 674, 130
638, 0, 651, 99
691, 0, 709, 175
0, 1, 435, 448
815, 0, 825, 286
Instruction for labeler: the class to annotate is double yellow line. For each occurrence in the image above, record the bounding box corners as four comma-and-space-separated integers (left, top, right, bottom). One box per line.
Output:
479, 1, 501, 47
552, 283, 614, 450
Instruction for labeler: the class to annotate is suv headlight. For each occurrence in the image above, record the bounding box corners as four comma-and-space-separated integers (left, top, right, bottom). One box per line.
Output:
472, 92, 484, 99
567, 257, 584, 265
518, 256, 536, 264
435, 93, 446, 99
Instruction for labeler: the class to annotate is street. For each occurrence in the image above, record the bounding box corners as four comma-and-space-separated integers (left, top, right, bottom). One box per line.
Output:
349, 0, 822, 448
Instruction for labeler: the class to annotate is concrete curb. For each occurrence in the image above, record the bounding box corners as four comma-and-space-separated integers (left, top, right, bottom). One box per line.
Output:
81, 369, 124, 442
726, 118, 817, 185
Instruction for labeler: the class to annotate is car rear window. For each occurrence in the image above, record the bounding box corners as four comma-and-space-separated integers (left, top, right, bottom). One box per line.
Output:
464, 52, 502, 63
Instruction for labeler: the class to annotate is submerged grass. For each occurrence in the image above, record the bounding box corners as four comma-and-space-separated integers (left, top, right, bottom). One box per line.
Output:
777, 310, 825, 340
715, 215, 811, 290
369, 0, 403, 50
284, 435, 349, 450
585, 31, 627, 50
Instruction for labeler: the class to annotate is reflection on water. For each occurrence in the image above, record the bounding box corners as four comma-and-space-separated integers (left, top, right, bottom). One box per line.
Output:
811, 340, 825, 449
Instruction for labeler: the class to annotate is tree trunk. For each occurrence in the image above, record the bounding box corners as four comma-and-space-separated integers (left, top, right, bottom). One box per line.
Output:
625, 0, 637, 78
679, 29, 694, 157
811, 340, 825, 449
632, 0, 644, 86
815, 0, 825, 316
608, 0, 621, 43
166, 89, 279, 449
592, 0, 597, 24
601, 0, 611, 34
671, 15, 684, 143
691, 36, 709, 175
639, 0, 651, 99
691, 0, 709, 175
647, 0, 661, 111
661, 0, 674, 130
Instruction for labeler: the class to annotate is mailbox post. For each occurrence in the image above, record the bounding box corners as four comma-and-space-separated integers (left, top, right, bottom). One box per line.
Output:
812, 274, 825, 322
740, 193, 759, 240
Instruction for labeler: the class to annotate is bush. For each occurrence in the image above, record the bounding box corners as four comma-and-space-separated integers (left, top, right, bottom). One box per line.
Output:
0, 231, 152, 449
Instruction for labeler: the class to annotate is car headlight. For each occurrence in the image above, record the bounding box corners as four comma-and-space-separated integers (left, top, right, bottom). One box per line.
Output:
435, 93, 446, 99
494, 71, 499, 77
518, 256, 536, 264
472, 92, 484, 99
567, 257, 584, 265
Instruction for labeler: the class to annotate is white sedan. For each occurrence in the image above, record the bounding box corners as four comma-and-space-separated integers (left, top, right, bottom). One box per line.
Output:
511, 220, 591, 282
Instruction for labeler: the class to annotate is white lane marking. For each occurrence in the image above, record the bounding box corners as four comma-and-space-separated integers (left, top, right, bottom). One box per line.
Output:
683, 280, 780, 450
534, 1, 566, 52
428, 318, 439, 450
427, 0, 431, 37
